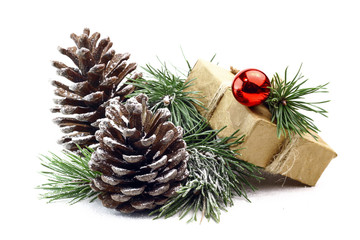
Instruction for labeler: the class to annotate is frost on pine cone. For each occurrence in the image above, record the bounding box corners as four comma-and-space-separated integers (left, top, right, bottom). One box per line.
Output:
89, 94, 189, 213
51, 28, 139, 151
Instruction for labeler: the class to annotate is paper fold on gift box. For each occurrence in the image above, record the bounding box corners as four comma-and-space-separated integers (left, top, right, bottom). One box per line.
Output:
186, 59, 337, 186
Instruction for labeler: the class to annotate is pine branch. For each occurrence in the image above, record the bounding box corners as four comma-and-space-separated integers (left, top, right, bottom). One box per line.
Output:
151, 122, 262, 223
132, 57, 262, 222
266, 65, 329, 139
129, 60, 206, 135
37, 147, 100, 204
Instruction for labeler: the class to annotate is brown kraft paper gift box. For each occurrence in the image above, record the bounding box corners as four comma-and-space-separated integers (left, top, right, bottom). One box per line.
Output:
186, 59, 337, 186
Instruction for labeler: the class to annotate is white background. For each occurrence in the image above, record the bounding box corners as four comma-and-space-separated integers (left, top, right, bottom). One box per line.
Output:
1, 0, 359, 239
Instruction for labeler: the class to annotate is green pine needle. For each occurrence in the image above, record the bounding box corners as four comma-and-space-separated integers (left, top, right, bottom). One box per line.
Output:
266, 65, 329, 139
151, 122, 262, 223
129, 60, 206, 135
37, 147, 100, 204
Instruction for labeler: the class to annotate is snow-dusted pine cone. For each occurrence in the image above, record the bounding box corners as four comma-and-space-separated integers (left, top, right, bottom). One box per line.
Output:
51, 28, 140, 151
89, 94, 189, 213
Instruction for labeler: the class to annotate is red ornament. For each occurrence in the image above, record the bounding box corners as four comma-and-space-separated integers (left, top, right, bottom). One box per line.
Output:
232, 69, 271, 107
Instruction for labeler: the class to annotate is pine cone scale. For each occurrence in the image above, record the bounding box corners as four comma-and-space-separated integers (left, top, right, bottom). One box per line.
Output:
59, 105, 89, 114
78, 48, 95, 74
92, 148, 128, 166
147, 155, 168, 170
163, 183, 181, 197
99, 50, 115, 67
130, 197, 156, 210
105, 53, 130, 77
134, 172, 158, 182
93, 38, 110, 61
114, 62, 138, 84
155, 169, 178, 184
116, 203, 136, 213
58, 47, 79, 66
122, 154, 144, 163
115, 84, 135, 98
52, 61, 68, 69
111, 193, 131, 203
99, 194, 119, 209
57, 68, 85, 83
112, 166, 137, 177
120, 185, 146, 196
148, 183, 170, 196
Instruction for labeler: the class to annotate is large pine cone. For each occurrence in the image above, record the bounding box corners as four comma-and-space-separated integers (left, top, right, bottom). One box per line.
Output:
51, 28, 139, 151
89, 94, 189, 213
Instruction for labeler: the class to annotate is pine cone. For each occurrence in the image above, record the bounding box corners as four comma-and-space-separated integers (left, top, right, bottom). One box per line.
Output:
51, 28, 138, 151
89, 94, 189, 213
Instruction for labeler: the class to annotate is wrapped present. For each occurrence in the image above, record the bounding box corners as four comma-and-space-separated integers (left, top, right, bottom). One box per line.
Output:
186, 59, 337, 186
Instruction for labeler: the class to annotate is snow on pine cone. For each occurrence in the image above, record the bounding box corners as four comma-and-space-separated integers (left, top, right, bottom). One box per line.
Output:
89, 94, 189, 213
51, 28, 140, 151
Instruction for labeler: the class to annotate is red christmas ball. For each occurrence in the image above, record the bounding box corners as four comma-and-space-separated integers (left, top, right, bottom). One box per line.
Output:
232, 69, 271, 107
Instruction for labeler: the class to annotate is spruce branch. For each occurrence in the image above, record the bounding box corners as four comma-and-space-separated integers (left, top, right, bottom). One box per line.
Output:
151, 123, 262, 223
266, 65, 329, 139
37, 147, 100, 204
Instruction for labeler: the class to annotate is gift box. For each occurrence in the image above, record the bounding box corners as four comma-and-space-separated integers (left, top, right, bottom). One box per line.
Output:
186, 59, 337, 186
